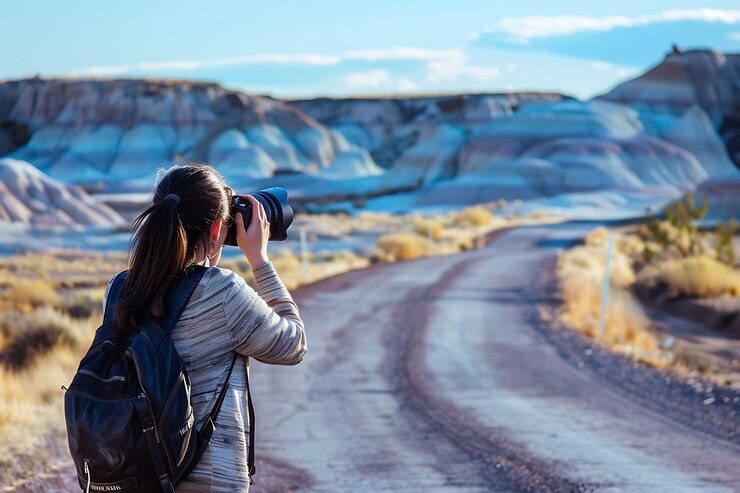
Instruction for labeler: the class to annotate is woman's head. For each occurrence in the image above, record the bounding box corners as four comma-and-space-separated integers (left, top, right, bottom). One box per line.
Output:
114, 163, 232, 333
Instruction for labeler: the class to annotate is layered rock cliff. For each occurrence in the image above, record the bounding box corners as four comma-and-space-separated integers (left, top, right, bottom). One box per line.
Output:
0, 48, 738, 216
0, 78, 382, 186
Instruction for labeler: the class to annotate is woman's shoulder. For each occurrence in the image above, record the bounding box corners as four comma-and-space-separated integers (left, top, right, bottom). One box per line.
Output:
201, 266, 255, 295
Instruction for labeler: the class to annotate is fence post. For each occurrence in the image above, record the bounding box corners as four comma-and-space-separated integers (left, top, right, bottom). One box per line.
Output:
300, 229, 310, 282
597, 238, 614, 340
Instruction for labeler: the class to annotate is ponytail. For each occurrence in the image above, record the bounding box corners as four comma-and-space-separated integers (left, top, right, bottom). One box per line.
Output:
113, 164, 230, 334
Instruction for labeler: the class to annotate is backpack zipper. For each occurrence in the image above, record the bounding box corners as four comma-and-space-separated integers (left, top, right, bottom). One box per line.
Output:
127, 349, 169, 465
84, 461, 91, 493
78, 368, 126, 383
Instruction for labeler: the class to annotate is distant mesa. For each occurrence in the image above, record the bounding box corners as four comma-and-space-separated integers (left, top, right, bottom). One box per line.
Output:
0, 48, 739, 211
0, 157, 124, 226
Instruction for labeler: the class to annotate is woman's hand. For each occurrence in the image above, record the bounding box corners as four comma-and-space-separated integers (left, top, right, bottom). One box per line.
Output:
235, 195, 270, 268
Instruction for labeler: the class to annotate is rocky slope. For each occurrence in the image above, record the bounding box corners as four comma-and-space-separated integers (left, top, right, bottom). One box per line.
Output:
599, 49, 740, 167
292, 51, 739, 204
290, 92, 568, 169
0, 49, 738, 213
0, 158, 123, 226
0, 78, 382, 186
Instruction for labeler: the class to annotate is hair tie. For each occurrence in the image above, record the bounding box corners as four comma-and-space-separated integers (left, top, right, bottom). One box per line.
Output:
161, 193, 181, 206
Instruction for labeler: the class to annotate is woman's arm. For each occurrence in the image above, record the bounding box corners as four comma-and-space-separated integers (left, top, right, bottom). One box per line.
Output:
221, 262, 307, 365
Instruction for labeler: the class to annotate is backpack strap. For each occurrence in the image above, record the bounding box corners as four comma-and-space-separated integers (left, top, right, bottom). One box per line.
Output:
102, 266, 208, 332
185, 353, 241, 480
103, 270, 129, 325
192, 356, 255, 484
245, 363, 257, 484
158, 265, 208, 335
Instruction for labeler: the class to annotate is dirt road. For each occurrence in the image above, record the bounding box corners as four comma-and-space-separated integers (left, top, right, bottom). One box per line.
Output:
249, 223, 740, 493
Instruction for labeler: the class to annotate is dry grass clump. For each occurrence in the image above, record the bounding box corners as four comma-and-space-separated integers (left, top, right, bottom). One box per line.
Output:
557, 229, 662, 360
455, 206, 493, 227
412, 215, 444, 241
0, 307, 90, 371
0, 307, 98, 485
657, 256, 740, 297
63, 286, 107, 319
0, 279, 60, 312
0, 250, 126, 288
376, 232, 438, 261
270, 249, 304, 290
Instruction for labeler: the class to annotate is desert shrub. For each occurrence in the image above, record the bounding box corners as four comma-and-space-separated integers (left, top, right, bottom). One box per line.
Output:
377, 232, 437, 261
716, 218, 737, 265
63, 287, 106, 319
661, 192, 708, 257
557, 233, 660, 356
327, 249, 362, 263
637, 193, 740, 265
658, 256, 740, 297
412, 216, 444, 240
0, 308, 89, 371
455, 206, 493, 227
0, 279, 59, 312
0, 319, 96, 484
270, 249, 305, 290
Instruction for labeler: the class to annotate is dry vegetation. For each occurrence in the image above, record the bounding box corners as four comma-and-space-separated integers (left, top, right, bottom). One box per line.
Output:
371, 203, 560, 262
557, 228, 667, 365
657, 256, 740, 298
556, 193, 740, 384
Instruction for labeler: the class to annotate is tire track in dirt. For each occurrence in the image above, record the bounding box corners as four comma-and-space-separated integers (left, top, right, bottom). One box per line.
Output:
383, 252, 591, 493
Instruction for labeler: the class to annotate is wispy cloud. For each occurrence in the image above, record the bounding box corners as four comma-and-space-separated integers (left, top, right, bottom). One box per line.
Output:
470, 8, 740, 67
68, 47, 463, 77
68, 53, 343, 76
471, 8, 740, 42
396, 77, 419, 92
344, 69, 391, 88
68, 45, 499, 93
427, 50, 499, 83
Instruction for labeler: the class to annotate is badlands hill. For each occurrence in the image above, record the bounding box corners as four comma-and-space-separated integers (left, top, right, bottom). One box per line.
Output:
0, 157, 123, 226
599, 49, 740, 168
0, 48, 738, 218
0, 78, 382, 186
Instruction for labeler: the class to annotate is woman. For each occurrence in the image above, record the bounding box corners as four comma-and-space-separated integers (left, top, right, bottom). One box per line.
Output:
102, 164, 307, 492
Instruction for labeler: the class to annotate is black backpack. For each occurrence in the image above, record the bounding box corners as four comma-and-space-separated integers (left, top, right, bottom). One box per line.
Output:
64, 265, 256, 492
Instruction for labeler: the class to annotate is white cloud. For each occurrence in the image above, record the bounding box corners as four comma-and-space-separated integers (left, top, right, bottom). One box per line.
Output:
68, 46, 459, 77
591, 60, 639, 78
471, 8, 740, 42
68, 44, 500, 89
344, 69, 390, 88
342, 46, 460, 61
427, 50, 499, 82
69, 53, 342, 76
396, 77, 419, 92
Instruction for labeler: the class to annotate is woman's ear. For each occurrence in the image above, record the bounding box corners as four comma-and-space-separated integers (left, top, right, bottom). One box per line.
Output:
210, 219, 223, 243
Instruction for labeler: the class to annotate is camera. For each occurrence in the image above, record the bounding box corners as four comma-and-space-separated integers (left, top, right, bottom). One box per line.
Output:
224, 187, 294, 246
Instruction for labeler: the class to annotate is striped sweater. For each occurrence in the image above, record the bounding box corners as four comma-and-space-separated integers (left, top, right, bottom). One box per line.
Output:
102, 261, 307, 492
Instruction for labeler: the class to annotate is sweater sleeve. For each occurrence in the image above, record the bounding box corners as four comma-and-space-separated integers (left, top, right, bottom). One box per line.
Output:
221, 261, 307, 365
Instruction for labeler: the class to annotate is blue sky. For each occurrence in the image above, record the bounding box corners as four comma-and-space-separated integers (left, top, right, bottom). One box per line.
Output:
2, 1, 739, 99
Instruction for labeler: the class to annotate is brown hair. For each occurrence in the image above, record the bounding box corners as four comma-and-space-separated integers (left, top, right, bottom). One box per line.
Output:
114, 164, 232, 334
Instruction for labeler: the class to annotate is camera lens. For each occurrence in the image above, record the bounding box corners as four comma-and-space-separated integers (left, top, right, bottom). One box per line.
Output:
224, 187, 294, 246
